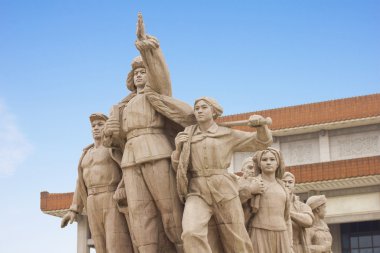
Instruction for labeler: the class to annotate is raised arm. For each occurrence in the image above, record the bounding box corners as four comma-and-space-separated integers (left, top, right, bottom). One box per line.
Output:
248, 115, 272, 148
230, 115, 273, 152
135, 12, 172, 96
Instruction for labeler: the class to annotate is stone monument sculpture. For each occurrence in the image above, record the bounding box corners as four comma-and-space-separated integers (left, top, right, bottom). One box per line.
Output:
237, 156, 265, 228
56, 12, 338, 253
241, 156, 255, 178
283, 171, 314, 253
247, 148, 293, 253
102, 13, 195, 253
306, 195, 333, 253
61, 113, 134, 253
171, 97, 272, 253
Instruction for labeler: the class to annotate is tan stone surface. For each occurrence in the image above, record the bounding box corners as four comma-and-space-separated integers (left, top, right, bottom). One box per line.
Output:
172, 97, 272, 253
306, 195, 333, 253
102, 13, 195, 253
246, 148, 293, 253
283, 172, 314, 253
60, 113, 134, 253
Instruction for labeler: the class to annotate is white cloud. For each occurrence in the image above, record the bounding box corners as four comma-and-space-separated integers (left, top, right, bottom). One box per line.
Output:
0, 100, 33, 177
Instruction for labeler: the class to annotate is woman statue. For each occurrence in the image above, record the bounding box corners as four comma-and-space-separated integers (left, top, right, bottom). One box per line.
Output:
306, 195, 333, 253
248, 148, 293, 253
171, 97, 272, 253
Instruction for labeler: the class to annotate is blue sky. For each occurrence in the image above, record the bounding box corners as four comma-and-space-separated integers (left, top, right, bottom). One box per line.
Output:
0, 0, 379, 252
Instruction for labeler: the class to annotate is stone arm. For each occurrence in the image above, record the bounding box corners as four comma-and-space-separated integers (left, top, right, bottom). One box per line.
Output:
61, 180, 82, 228
286, 203, 294, 252
230, 128, 273, 152
171, 152, 180, 172
228, 115, 273, 152
255, 125, 272, 149
238, 177, 264, 204
113, 178, 129, 215
291, 209, 314, 228
135, 14, 172, 96
171, 130, 191, 172
69, 179, 84, 214
102, 105, 126, 150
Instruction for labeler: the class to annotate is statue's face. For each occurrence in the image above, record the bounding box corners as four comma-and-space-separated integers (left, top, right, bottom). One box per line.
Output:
242, 160, 255, 178
282, 175, 295, 193
194, 100, 214, 123
91, 119, 106, 140
260, 152, 278, 175
133, 67, 147, 89
317, 203, 327, 219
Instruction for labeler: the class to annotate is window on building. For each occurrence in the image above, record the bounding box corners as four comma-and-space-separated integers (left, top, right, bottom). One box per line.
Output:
341, 221, 380, 253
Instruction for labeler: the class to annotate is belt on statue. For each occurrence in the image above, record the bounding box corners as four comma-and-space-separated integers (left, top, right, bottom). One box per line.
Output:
191, 169, 227, 177
126, 128, 164, 140
87, 184, 118, 195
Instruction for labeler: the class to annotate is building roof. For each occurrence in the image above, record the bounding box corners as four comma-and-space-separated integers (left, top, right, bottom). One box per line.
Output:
41, 155, 380, 214
217, 93, 380, 132
288, 155, 380, 183
40, 191, 72, 217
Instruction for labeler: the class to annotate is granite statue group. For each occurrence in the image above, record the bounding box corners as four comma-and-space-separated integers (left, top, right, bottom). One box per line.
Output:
61, 13, 333, 253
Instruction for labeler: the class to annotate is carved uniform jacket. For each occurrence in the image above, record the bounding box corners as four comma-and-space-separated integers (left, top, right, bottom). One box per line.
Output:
105, 35, 195, 168
173, 122, 272, 205
120, 91, 174, 168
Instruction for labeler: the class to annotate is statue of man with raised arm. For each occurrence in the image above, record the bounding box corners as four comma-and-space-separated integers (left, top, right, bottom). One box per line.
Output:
103, 13, 195, 253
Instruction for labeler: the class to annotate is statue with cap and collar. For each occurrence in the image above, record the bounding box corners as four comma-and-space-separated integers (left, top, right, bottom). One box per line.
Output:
171, 97, 272, 253
61, 113, 134, 253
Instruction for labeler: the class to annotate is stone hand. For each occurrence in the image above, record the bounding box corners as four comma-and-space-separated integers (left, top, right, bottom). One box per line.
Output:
175, 132, 189, 151
104, 119, 120, 137
250, 179, 265, 195
61, 210, 77, 228
136, 12, 146, 40
135, 35, 159, 51
113, 187, 127, 202
248, 115, 272, 127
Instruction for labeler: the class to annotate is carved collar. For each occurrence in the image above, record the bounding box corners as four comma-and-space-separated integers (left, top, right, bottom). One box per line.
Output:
194, 122, 219, 135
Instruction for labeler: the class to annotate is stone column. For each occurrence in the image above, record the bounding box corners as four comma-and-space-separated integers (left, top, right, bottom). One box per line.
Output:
77, 214, 90, 253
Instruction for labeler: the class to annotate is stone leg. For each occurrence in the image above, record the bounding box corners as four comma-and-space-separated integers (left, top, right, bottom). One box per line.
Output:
213, 197, 254, 253
123, 166, 160, 253
141, 159, 184, 252
208, 217, 226, 253
87, 194, 107, 253
87, 192, 134, 253
103, 194, 134, 253
182, 195, 213, 253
